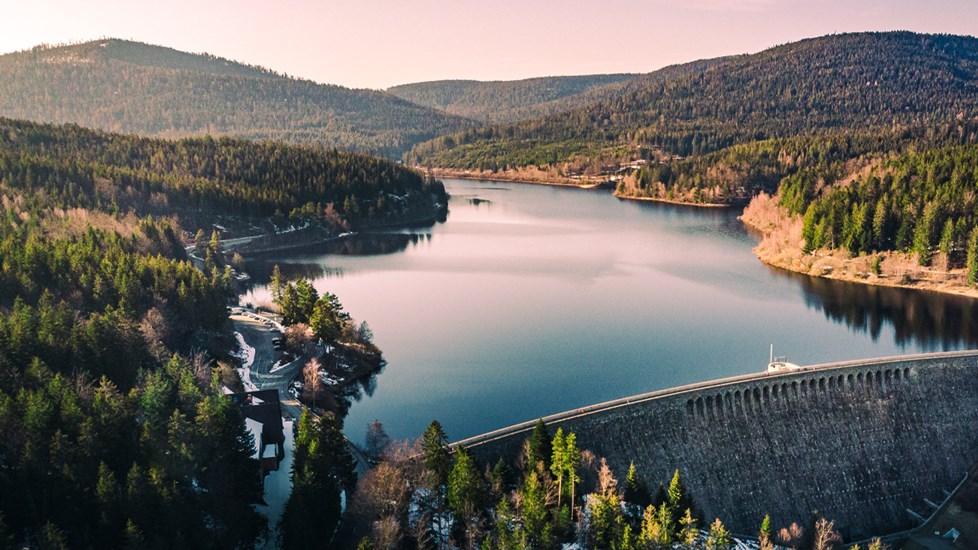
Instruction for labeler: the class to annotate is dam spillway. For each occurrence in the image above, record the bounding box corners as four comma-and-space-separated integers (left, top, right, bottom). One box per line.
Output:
457, 350, 978, 539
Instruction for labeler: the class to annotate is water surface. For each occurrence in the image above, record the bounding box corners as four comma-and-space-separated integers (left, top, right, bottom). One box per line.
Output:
241, 180, 978, 444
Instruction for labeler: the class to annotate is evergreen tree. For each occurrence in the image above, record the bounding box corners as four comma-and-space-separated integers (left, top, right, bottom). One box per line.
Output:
447, 449, 483, 520
527, 419, 551, 471
679, 508, 699, 548
624, 461, 650, 507
912, 201, 940, 265
280, 412, 354, 549
706, 518, 732, 550
667, 469, 684, 509
550, 428, 567, 508
759, 513, 774, 550
967, 227, 978, 286
520, 471, 552, 549
269, 264, 284, 302
309, 296, 344, 342
421, 420, 451, 487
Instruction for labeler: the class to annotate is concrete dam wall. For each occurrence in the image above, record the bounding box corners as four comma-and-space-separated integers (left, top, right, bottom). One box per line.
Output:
457, 351, 978, 539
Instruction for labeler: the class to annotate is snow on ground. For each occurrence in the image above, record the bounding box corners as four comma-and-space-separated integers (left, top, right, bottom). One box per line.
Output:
232, 331, 258, 391
269, 356, 301, 374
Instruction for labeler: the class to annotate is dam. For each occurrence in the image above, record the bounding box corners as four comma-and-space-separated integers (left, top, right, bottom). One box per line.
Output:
457, 350, 978, 539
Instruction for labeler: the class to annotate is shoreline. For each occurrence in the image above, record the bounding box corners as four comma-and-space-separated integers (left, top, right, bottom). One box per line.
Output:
612, 191, 732, 209
740, 194, 978, 300
430, 168, 741, 205
430, 168, 607, 189
228, 209, 444, 257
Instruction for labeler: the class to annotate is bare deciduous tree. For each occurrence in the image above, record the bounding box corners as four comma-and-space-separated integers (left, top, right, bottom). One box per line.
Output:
302, 357, 322, 408
371, 516, 401, 550
351, 462, 410, 521
812, 517, 842, 550
778, 522, 805, 549
597, 458, 618, 496
285, 323, 314, 354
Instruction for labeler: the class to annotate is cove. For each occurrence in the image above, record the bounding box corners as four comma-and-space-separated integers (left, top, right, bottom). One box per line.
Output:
239, 179, 978, 444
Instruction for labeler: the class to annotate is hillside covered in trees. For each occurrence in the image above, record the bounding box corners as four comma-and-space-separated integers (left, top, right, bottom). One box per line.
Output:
409, 32, 978, 171
0, 116, 448, 548
0, 39, 472, 157
0, 117, 447, 232
0, 165, 255, 547
793, 143, 978, 268
387, 73, 637, 124
614, 118, 978, 205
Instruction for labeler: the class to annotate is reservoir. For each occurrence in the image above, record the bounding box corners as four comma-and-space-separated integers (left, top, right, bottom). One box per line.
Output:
240, 179, 978, 444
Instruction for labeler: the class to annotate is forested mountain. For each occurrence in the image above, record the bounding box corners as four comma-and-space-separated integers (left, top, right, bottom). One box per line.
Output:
0, 117, 445, 548
615, 118, 978, 205
387, 73, 637, 123
409, 32, 978, 170
0, 118, 447, 230
0, 39, 472, 157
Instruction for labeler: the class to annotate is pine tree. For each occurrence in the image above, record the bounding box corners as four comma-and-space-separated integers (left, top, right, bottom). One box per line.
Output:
564, 431, 580, 517
208, 229, 221, 258
667, 468, 684, 510
194, 229, 207, 252
759, 513, 774, 550
967, 227, 978, 286
269, 264, 284, 301
620, 524, 636, 550
447, 449, 482, 519
871, 197, 888, 249
639, 504, 659, 548
655, 502, 674, 545
527, 419, 551, 470
679, 508, 698, 548
912, 201, 940, 265
421, 420, 451, 487
550, 427, 567, 508
939, 218, 955, 258
706, 518, 732, 550
521, 471, 552, 549
624, 461, 649, 506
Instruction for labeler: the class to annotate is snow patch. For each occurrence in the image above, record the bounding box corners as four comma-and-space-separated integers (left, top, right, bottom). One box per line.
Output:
232, 332, 258, 391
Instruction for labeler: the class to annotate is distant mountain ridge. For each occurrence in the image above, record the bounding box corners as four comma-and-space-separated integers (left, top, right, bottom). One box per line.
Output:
409, 31, 978, 169
387, 74, 638, 123
0, 39, 472, 157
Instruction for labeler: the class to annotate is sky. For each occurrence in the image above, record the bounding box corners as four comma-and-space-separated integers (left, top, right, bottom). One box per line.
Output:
3, 0, 978, 90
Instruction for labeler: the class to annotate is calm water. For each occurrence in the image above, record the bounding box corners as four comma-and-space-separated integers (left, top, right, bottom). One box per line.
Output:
241, 179, 978, 444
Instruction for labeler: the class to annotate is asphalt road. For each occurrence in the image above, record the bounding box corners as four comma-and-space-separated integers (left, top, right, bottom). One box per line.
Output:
231, 313, 305, 419
231, 311, 369, 474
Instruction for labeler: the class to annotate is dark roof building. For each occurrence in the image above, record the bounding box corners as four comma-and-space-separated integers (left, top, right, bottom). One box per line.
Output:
229, 389, 285, 473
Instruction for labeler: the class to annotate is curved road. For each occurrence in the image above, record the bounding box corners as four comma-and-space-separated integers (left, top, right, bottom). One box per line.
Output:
231, 313, 305, 418
231, 311, 371, 475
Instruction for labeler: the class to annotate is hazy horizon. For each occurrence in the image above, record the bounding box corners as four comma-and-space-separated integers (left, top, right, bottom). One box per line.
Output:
5, 0, 978, 89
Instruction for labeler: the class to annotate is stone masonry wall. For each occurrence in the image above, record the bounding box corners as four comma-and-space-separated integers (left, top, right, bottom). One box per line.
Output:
460, 352, 978, 539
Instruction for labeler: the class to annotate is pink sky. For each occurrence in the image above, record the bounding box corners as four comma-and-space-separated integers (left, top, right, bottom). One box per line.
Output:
4, 0, 978, 89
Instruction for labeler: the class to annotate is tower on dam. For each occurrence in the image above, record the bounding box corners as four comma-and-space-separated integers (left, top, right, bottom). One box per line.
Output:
458, 351, 978, 539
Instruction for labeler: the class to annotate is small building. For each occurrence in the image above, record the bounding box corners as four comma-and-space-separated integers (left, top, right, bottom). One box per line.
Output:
229, 389, 285, 474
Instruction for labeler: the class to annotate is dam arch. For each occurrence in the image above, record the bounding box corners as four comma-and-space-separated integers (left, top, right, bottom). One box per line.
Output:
458, 351, 978, 539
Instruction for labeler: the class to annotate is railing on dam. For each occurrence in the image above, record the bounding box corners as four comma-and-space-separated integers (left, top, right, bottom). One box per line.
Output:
454, 349, 978, 449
